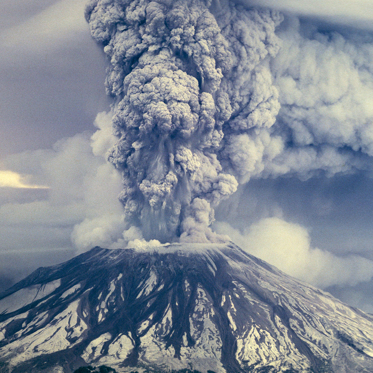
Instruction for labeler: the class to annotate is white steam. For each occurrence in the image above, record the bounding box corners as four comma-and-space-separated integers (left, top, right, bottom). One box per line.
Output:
71, 112, 128, 252
215, 217, 373, 288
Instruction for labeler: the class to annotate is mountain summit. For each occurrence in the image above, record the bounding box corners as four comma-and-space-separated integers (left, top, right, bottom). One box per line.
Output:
0, 243, 372, 372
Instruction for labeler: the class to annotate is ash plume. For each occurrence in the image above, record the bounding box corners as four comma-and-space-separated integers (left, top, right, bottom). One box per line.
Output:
85, 0, 282, 243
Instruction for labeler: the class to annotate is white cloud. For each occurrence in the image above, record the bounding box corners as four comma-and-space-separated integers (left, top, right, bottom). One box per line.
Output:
0, 112, 126, 260
215, 217, 373, 288
70, 112, 126, 252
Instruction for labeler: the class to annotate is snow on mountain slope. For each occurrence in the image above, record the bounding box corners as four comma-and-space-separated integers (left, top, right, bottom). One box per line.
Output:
0, 243, 372, 372
0, 279, 61, 314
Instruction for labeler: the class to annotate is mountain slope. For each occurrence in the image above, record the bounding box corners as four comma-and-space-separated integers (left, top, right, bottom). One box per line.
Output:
0, 243, 372, 372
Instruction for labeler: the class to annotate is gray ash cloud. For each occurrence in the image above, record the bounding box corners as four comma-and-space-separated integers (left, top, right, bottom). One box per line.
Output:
85, 0, 373, 245
85, 0, 282, 243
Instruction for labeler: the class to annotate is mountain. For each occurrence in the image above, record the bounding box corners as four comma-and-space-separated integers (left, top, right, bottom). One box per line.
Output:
0, 242, 372, 372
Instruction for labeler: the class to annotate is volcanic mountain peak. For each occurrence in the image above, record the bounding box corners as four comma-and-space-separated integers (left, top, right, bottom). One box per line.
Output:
0, 242, 372, 372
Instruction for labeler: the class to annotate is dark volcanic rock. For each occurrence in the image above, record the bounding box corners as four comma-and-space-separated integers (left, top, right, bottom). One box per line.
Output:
0, 243, 372, 372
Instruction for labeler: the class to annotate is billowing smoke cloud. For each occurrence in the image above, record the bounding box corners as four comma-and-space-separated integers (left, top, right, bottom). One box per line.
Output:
223, 18, 373, 182
85, 0, 373, 245
270, 20, 373, 174
85, 0, 283, 242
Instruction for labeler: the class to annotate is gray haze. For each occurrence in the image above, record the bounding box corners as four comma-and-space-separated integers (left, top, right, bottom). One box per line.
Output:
0, 0, 110, 157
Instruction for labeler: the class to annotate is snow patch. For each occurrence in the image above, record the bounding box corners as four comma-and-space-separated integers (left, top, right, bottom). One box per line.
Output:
97, 334, 134, 366
227, 311, 237, 332
0, 300, 87, 367
60, 284, 81, 299
0, 280, 61, 314
0, 312, 29, 342
137, 270, 158, 298
82, 333, 112, 362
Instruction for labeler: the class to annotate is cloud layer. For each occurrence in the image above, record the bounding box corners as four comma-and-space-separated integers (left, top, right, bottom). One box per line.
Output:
0, 113, 127, 282
0, 0, 88, 50
246, 0, 373, 30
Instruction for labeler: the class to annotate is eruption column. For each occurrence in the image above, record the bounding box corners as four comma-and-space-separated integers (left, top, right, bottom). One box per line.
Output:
85, 0, 282, 243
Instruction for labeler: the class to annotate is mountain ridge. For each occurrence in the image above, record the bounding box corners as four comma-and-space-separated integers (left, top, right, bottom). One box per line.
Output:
0, 243, 372, 372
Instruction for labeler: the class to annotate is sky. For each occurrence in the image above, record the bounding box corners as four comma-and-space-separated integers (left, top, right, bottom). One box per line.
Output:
1, 0, 373, 313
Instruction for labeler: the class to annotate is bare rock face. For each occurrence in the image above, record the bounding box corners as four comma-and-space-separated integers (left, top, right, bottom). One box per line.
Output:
0, 243, 372, 372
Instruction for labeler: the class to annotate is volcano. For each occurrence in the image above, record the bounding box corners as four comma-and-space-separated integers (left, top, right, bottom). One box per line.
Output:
0, 243, 372, 372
